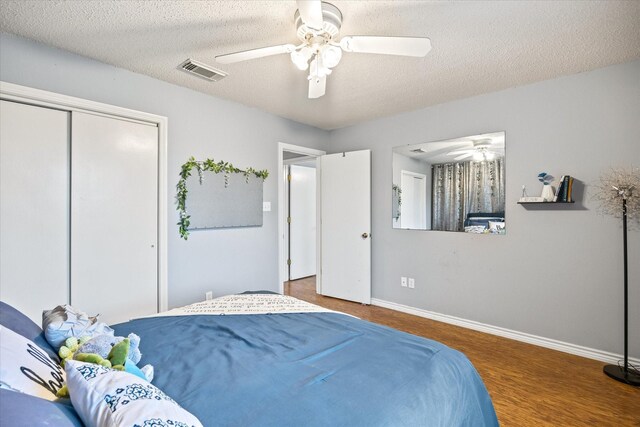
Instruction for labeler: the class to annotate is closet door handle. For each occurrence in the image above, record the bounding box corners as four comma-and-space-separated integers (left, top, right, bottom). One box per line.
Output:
361, 232, 369, 239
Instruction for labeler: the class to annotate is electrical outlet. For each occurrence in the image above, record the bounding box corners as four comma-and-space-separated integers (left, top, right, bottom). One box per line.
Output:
401, 277, 408, 287
408, 278, 415, 289
205, 291, 213, 300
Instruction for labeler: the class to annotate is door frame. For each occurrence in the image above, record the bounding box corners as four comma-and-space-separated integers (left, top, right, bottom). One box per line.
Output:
285, 162, 317, 281
277, 142, 325, 294
0, 81, 169, 313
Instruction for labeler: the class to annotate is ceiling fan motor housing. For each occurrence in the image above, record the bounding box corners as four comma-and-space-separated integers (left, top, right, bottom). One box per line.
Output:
295, 2, 342, 42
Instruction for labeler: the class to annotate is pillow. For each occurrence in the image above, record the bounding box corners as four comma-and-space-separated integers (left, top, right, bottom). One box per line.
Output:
0, 301, 59, 362
43, 305, 114, 350
239, 290, 280, 295
0, 388, 83, 427
65, 360, 203, 427
0, 325, 65, 401
488, 221, 506, 233
464, 225, 486, 234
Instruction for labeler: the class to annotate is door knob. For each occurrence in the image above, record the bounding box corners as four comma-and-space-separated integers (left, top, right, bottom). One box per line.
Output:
361, 232, 369, 239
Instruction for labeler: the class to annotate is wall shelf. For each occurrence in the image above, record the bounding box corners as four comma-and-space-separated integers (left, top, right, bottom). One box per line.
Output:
517, 201, 575, 205
519, 175, 579, 207
517, 200, 581, 210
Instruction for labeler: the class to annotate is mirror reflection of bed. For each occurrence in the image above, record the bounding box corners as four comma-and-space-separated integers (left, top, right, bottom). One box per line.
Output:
392, 131, 506, 234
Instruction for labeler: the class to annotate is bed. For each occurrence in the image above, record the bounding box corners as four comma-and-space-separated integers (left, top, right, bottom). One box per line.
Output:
463, 212, 505, 234
0, 294, 498, 427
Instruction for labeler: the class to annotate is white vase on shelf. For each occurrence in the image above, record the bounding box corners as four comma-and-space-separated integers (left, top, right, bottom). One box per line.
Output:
541, 185, 555, 202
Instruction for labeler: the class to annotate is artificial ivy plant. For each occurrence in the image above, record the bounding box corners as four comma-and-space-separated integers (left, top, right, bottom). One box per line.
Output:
176, 156, 269, 240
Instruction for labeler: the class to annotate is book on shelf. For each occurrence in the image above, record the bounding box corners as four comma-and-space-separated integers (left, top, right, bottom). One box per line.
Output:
566, 176, 574, 202
553, 175, 572, 202
553, 175, 573, 203
553, 175, 566, 202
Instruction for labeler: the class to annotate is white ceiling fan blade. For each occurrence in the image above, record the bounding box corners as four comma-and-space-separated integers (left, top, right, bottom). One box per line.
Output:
447, 149, 473, 155
308, 76, 326, 99
215, 44, 296, 64
454, 153, 473, 161
340, 36, 431, 57
297, 0, 324, 30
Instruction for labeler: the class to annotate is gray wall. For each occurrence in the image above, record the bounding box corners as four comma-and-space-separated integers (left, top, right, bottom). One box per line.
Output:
0, 33, 328, 308
2, 32, 638, 359
329, 60, 640, 358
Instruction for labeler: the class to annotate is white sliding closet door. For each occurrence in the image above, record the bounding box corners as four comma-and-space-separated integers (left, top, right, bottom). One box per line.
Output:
71, 112, 158, 325
0, 100, 70, 323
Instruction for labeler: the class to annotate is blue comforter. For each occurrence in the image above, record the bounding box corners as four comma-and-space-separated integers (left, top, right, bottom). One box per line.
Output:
113, 312, 498, 427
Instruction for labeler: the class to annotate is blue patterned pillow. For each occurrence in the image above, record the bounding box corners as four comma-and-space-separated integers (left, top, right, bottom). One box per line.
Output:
65, 360, 202, 427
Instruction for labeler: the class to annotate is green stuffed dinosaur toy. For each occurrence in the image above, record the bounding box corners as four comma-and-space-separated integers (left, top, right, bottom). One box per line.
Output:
58, 336, 91, 366
56, 338, 131, 398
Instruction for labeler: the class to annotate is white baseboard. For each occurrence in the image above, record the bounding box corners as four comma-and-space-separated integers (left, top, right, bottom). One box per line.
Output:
371, 298, 640, 366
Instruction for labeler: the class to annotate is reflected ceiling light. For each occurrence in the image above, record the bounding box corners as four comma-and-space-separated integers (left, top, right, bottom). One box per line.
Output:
472, 147, 496, 162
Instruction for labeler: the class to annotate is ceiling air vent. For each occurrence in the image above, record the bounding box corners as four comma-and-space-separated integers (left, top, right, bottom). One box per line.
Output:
179, 59, 228, 82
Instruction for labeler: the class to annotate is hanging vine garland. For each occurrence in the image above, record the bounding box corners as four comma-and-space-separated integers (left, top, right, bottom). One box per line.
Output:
176, 157, 269, 240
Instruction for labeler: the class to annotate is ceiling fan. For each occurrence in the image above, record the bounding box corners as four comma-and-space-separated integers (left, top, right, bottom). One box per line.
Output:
447, 139, 504, 162
215, 0, 431, 99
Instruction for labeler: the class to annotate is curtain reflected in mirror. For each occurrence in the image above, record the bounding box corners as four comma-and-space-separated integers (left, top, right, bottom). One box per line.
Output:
392, 131, 506, 234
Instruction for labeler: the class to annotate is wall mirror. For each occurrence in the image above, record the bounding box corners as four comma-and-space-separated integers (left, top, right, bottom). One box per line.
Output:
392, 131, 506, 234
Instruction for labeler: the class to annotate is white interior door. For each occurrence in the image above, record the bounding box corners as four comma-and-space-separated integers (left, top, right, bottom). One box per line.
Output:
0, 100, 70, 323
289, 164, 316, 280
71, 112, 158, 325
320, 150, 371, 304
400, 170, 427, 229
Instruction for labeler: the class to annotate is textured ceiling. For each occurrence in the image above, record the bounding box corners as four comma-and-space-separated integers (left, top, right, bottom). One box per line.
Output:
1, 1, 639, 130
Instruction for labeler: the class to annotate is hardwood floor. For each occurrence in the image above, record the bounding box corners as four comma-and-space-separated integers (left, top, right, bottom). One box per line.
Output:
284, 277, 640, 426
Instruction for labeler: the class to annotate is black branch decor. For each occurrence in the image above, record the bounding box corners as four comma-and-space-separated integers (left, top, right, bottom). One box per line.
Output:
176, 157, 269, 240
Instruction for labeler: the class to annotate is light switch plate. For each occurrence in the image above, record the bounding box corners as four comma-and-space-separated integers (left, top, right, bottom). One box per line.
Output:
263, 201, 271, 212
408, 278, 415, 289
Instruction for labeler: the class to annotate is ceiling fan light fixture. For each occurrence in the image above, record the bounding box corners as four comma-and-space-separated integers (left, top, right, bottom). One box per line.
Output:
309, 55, 332, 80
308, 57, 319, 79
321, 44, 342, 68
472, 151, 484, 162
291, 47, 313, 71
